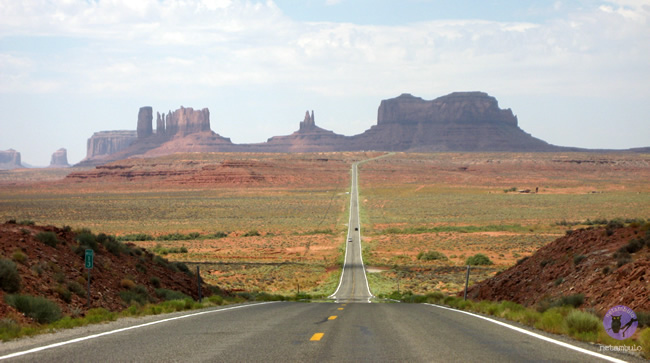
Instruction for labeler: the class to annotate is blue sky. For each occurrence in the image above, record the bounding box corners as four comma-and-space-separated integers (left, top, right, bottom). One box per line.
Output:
1, 0, 649, 165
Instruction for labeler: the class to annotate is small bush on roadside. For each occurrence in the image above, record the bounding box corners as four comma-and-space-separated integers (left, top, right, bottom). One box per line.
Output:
119, 285, 150, 305
5, 294, 62, 324
35, 232, 58, 247
535, 308, 565, 334
637, 311, 650, 328
465, 253, 493, 266
0, 318, 21, 341
0, 258, 21, 293
17, 220, 35, 226
640, 328, 650, 358
565, 310, 600, 335
155, 288, 191, 301
417, 250, 448, 261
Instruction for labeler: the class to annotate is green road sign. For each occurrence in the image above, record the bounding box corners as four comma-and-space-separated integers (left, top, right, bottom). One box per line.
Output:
85, 249, 94, 269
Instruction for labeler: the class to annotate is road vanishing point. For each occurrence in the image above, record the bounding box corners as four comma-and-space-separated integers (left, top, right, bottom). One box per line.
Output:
0, 157, 639, 362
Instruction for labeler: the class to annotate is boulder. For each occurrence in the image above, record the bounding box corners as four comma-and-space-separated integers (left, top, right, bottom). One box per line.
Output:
49, 148, 70, 167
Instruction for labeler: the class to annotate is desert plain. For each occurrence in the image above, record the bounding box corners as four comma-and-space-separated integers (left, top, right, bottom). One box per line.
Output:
1, 151, 648, 297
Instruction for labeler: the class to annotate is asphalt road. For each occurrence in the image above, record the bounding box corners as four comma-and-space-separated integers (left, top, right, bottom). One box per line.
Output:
0, 157, 639, 362
329, 161, 373, 303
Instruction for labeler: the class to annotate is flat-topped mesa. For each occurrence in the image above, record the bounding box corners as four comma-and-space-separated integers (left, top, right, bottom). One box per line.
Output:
0, 149, 22, 170
137, 107, 154, 139
165, 106, 211, 137
49, 148, 69, 167
299, 110, 316, 131
84, 131, 138, 160
378, 92, 518, 127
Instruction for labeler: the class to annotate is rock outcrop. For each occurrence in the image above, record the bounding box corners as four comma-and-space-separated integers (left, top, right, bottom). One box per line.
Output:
351, 92, 562, 152
0, 149, 23, 170
78, 92, 596, 166
78, 131, 138, 166
49, 148, 70, 168
137, 107, 153, 139
165, 107, 211, 137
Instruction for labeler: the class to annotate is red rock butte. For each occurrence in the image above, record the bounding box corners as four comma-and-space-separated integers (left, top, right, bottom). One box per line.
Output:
77, 91, 577, 166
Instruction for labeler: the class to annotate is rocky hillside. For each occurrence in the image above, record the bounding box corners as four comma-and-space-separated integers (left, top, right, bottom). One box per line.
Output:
0, 221, 211, 324
465, 223, 650, 313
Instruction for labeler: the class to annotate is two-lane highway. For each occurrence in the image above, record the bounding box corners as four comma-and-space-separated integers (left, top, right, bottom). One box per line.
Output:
329, 161, 373, 303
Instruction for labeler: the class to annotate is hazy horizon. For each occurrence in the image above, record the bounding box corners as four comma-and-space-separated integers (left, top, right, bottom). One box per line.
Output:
1, 0, 649, 165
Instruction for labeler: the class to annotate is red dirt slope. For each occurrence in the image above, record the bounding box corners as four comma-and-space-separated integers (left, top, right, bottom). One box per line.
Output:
465, 225, 650, 314
0, 222, 210, 324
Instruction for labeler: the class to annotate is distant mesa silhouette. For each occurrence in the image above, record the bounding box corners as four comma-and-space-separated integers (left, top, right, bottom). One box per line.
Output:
77, 91, 640, 167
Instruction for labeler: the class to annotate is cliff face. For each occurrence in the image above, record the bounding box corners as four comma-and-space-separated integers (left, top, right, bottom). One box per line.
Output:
49, 148, 70, 167
165, 107, 211, 137
353, 92, 558, 152
0, 149, 22, 170
81, 131, 138, 164
377, 92, 518, 126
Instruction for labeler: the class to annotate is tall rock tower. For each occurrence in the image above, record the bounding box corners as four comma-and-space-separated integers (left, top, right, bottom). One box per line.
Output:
137, 106, 153, 139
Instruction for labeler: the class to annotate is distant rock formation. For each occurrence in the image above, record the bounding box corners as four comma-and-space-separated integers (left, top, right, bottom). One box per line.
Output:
137, 107, 153, 139
0, 149, 23, 170
351, 92, 561, 152
165, 107, 211, 137
49, 148, 70, 168
77, 106, 229, 166
79, 130, 138, 165
78, 92, 602, 166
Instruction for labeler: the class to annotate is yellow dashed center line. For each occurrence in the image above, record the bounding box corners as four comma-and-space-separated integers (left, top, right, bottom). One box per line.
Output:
310, 333, 324, 341
337, 308, 344, 310
328, 316, 337, 320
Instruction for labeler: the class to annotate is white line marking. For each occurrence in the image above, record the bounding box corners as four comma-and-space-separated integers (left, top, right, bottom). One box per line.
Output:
424, 304, 627, 363
0, 302, 279, 361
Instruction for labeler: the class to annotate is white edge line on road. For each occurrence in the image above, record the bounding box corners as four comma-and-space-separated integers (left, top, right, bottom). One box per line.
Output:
0, 302, 279, 361
424, 304, 627, 363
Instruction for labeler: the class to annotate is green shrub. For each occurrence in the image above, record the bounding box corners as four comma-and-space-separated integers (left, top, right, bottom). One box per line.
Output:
67, 281, 86, 297
17, 220, 35, 226
0, 258, 21, 293
535, 308, 565, 334
55, 285, 72, 303
5, 294, 62, 324
210, 231, 228, 238
417, 250, 448, 261
155, 288, 191, 301
11, 250, 27, 264
465, 253, 493, 266
243, 230, 261, 237
35, 232, 58, 247
119, 285, 150, 305
565, 310, 600, 335
75, 232, 98, 251
640, 328, 650, 358
118, 234, 154, 241
0, 318, 21, 341
573, 255, 586, 265
98, 233, 126, 255
150, 276, 161, 288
